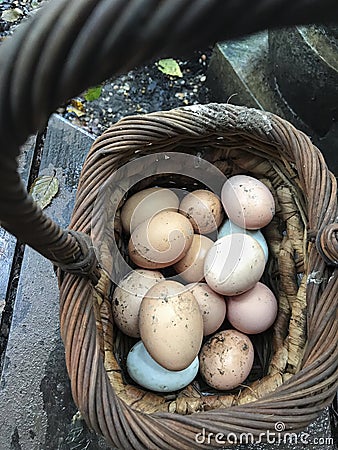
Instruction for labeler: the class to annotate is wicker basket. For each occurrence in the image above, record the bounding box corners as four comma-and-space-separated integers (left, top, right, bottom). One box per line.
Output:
56, 103, 337, 449
0, 1, 337, 449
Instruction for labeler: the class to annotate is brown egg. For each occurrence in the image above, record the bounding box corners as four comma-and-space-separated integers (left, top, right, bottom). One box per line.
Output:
112, 269, 164, 337
128, 211, 194, 269
221, 175, 275, 230
174, 234, 214, 283
139, 280, 203, 371
226, 282, 278, 334
186, 283, 226, 335
179, 189, 224, 234
121, 187, 179, 234
199, 330, 254, 390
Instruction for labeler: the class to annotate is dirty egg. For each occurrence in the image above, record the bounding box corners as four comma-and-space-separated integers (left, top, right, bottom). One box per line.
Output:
221, 175, 275, 230
112, 269, 164, 337
179, 189, 224, 234
199, 329, 254, 390
139, 280, 203, 371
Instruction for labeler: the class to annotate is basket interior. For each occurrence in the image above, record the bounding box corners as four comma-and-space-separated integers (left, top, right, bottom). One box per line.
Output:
87, 124, 312, 414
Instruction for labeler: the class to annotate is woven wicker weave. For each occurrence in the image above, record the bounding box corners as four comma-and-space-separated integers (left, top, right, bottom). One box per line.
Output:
56, 103, 338, 449
0, 1, 337, 449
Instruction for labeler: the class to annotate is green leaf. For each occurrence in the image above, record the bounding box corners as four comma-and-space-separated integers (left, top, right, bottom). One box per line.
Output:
157, 58, 183, 77
84, 85, 102, 102
29, 175, 59, 210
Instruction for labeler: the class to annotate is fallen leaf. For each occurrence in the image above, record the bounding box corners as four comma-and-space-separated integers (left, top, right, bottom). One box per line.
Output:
84, 86, 102, 102
71, 98, 85, 111
1, 8, 23, 22
67, 105, 85, 117
29, 174, 59, 210
157, 58, 183, 77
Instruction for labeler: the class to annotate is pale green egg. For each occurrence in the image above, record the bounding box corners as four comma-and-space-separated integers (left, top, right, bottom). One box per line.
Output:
218, 219, 269, 262
127, 340, 199, 393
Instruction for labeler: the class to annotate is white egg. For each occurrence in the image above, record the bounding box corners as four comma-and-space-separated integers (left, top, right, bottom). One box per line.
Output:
218, 219, 269, 262
204, 233, 266, 296
127, 341, 199, 393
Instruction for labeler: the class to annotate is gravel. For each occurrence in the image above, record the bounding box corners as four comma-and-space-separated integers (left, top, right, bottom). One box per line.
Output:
60, 53, 211, 136
0, 0, 46, 38
1, 0, 212, 137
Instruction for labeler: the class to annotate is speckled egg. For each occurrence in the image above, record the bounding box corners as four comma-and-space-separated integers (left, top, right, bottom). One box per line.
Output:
139, 280, 203, 371
221, 175, 275, 229
112, 269, 164, 337
179, 189, 224, 234
199, 329, 254, 390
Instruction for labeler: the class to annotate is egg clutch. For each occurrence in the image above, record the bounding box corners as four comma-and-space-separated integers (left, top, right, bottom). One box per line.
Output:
112, 175, 278, 393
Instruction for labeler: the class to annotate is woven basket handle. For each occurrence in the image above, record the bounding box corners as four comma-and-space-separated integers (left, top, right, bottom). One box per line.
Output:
0, 0, 337, 278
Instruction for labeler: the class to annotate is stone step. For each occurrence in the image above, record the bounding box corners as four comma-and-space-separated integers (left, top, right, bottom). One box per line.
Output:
208, 28, 338, 176
0, 115, 111, 449
0, 135, 35, 311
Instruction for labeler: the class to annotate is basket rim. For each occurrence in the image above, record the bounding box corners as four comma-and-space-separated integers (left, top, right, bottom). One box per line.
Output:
59, 103, 338, 449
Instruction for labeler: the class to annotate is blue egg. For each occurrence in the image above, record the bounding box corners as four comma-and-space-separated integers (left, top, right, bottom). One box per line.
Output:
127, 341, 199, 393
218, 220, 269, 262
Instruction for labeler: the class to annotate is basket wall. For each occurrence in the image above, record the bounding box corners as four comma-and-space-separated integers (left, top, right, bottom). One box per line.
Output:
58, 103, 338, 449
